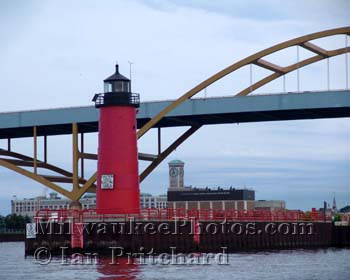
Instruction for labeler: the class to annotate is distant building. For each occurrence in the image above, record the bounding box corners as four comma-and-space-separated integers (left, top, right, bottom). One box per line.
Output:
167, 159, 255, 210
140, 193, 167, 209
332, 194, 337, 213
254, 200, 286, 211
11, 192, 96, 219
318, 207, 333, 217
168, 187, 255, 210
11, 191, 168, 219
319, 200, 334, 217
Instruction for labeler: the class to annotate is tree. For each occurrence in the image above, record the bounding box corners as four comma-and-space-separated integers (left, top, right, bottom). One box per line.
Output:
0, 215, 5, 232
332, 214, 342, 222
339, 205, 350, 213
4, 214, 28, 230
24, 215, 31, 223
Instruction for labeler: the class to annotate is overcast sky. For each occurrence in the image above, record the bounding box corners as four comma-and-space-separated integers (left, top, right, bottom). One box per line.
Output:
0, 0, 349, 214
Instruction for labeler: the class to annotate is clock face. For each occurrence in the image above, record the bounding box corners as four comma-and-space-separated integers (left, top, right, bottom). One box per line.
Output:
169, 167, 178, 177
179, 168, 184, 177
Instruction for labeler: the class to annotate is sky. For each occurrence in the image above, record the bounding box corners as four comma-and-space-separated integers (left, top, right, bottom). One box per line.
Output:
0, 0, 349, 214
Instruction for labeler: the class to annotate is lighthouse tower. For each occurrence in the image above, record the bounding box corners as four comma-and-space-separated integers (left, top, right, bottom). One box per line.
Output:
92, 64, 140, 213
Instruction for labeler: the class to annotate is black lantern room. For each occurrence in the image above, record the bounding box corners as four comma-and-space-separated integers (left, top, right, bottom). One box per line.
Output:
104, 64, 130, 93
93, 64, 140, 108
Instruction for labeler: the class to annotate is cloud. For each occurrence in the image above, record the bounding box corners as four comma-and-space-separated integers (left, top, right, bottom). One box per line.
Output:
132, 0, 349, 24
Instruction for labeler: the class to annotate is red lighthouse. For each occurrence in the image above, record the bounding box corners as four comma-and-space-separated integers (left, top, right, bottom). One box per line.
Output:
93, 64, 140, 213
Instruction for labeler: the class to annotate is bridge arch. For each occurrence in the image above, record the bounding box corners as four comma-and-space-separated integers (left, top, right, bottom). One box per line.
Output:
136, 26, 350, 183
137, 27, 350, 138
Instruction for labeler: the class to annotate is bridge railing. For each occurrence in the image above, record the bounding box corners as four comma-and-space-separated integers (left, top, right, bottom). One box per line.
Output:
34, 208, 332, 223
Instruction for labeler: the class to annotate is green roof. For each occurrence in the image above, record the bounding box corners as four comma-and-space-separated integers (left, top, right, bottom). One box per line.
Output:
168, 159, 184, 165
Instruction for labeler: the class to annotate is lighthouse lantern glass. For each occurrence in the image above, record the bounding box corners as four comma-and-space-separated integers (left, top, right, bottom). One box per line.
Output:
104, 82, 112, 93
104, 80, 130, 93
115, 81, 123, 92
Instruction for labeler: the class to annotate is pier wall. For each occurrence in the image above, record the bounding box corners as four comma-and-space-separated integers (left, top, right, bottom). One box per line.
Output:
24, 221, 349, 255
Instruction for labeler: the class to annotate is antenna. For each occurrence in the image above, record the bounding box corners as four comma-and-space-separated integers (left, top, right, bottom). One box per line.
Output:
128, 61, 134, 91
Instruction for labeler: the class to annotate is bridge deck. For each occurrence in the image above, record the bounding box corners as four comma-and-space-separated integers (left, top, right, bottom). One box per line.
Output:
0, 90, 349, 139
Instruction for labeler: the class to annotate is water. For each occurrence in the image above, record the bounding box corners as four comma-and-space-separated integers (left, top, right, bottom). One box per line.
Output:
0, 242, 349, 280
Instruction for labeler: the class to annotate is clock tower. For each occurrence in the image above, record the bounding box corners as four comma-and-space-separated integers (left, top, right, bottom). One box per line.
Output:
168, 160, 185, 190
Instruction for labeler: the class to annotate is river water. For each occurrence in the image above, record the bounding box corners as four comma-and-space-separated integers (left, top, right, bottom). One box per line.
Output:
0, 242, 349, 280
